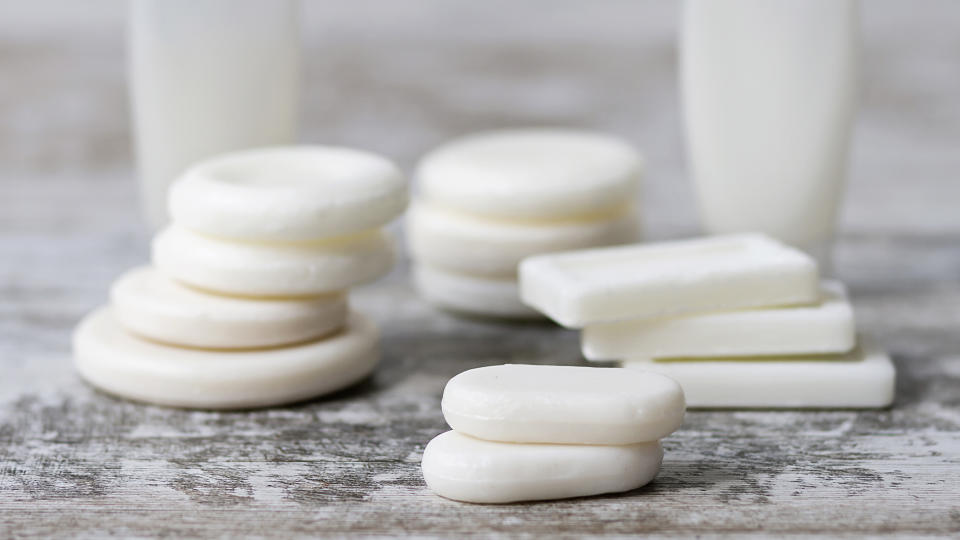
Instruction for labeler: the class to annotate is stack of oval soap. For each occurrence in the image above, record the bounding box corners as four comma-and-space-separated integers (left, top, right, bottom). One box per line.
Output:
421, 364, 685, 503
73, 146, 407, 409
407, 129, 643, 318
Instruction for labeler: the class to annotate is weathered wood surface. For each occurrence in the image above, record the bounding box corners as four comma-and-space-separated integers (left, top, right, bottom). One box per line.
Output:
2, 1, 959, 537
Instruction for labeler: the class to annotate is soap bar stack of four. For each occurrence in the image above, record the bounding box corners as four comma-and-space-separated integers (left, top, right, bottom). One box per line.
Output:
73, 146, 407, 409
520, 234, 896, 408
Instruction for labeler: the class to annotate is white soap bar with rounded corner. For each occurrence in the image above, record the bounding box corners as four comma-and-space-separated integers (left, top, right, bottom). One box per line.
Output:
442, 364, 684, 444
407, 202, 639, 278
621, 337, 895, 409
416, 129, 642, 220
520, 233, 819, 327
168, 146, 407, 242
73, 307, 378, 409
421, 431, 662, 503
413, 264, 540, 319
583, 280, 854, 361
110, 266, 347, 349
152, 225, 394, 297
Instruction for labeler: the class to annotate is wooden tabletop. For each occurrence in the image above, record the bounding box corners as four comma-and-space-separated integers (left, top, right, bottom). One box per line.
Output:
2, 1, 958, 537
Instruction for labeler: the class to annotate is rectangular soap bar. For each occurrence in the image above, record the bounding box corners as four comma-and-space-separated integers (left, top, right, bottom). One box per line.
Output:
519, 233, 819, 327
621, 337, 895, 409
583, 281, 854, 361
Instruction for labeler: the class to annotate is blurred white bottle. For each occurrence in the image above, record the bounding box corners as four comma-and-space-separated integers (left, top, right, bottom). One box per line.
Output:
682, 0, 858, 263
129, 0, 301, 230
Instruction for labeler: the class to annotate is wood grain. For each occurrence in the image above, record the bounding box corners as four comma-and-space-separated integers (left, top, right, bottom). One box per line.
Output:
2, 1, 959, 537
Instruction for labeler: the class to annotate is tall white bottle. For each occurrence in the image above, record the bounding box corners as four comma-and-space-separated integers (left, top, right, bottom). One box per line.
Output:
129, 0, 301, 230
681, 0, 859, 261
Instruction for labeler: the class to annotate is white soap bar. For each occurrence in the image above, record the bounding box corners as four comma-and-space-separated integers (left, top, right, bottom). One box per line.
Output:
442, 364, 684, 444
583, 281, 854, 361
520, 233, 819, 327
73, 307, 378, 409
407, 202, 639, 278
621, 337, 895, 409
153, 225, 394, 297
413, 264, 541, 319
417, 129, 642, 220
421, 431, 662, 503
169, 146, 407, 241
110, 266, 347, 349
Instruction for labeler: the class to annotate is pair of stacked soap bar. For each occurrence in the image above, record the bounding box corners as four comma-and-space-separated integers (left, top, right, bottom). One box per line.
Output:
407, 129, 642, 318
73, 146, 407, 409
520, 234, 895, 408
421, 364, 685, 503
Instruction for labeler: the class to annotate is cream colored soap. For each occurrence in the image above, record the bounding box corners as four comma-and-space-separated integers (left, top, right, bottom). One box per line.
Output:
111, 266, 347, 349
442, 364, 685, 444
413, 265, 541, 319
73, 307, 378, 409
406, 202, 639, 278
520, 233, 819, 327
153, 225, 394, 297
416, 129, 642, 220
168, 146, 407, 241
621, 337, 895, 409
583, 281, 854, 361
421, 431, 663, 503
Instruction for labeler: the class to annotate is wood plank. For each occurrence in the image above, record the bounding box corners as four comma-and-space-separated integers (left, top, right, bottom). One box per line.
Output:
2, 1, 959, 536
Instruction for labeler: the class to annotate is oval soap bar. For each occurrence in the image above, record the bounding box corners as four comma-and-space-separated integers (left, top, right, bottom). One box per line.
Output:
421, 431, 663, 503
442, 364, 685, 445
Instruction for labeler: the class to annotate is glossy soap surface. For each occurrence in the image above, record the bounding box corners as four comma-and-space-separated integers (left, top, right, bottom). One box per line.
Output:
520, 233, 819, 327
110, 266, 347, 349
622, 337, 895, 409
73, 307, 379, 409
442, 364, 685, 445
152, 226, 395, 297
583, 280, 854, 361
412, 265, 541, 319
169, 146, 407, 241
421, 431, 663, 503
416, 129, 642, 220
406, 202, 639, 278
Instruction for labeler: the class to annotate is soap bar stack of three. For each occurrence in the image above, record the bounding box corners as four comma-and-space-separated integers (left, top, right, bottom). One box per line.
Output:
520, 234, 896, 408
421, 364, 685, 503
73, 146, 407, 409
406, 129, 643, 318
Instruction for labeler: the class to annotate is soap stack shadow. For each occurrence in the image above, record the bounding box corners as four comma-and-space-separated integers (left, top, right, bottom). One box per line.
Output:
519, 233, 896, 409
421, 365, 685, 503
73, 146, 407, 409
406, 129, 643, 319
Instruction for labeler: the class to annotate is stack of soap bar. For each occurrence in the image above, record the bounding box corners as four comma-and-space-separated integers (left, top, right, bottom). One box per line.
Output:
519, 234, 896, 409
73, 146, 407, 409
407, 129, 643, 319
421, 364, 685, 503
